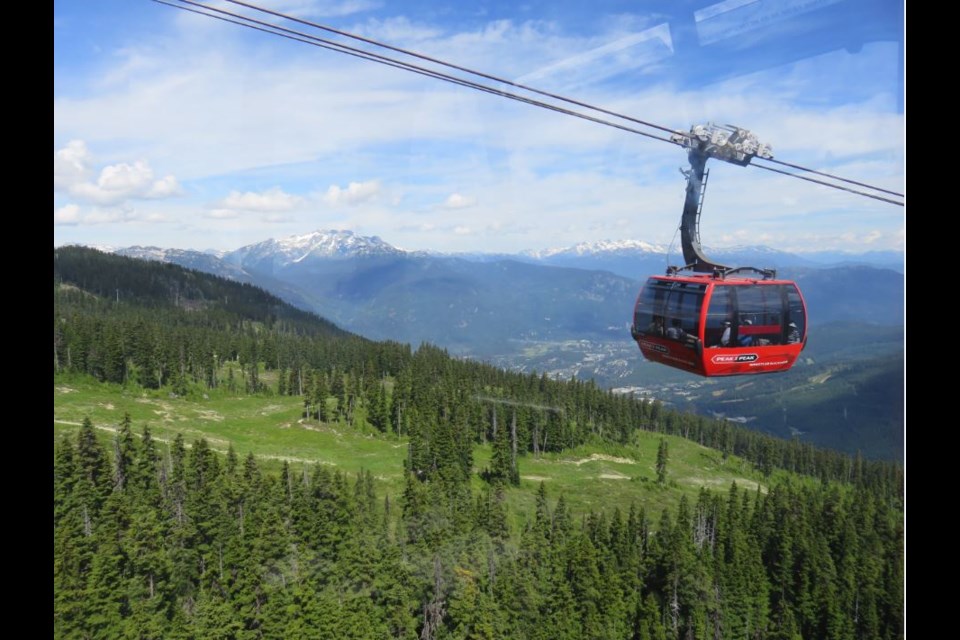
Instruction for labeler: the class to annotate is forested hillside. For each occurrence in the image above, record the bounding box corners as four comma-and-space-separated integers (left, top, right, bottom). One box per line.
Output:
53, 247, 904, 638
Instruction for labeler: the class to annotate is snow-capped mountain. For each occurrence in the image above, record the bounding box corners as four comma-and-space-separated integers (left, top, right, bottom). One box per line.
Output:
224, 230, 407, 273
525, 239, 668, 259
114, 246, 252, 282
706, 245, 814, 268
517, 240, 823, 278
103, 231, 414, 287
64, 242, 118, 254
116, 246, 183, 261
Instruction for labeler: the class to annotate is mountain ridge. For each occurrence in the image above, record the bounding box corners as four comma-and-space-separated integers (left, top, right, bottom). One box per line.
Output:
82, 228, 903, 271
90, 229, 904, 354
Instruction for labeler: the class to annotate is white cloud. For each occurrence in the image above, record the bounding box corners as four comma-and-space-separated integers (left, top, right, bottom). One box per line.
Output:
204, 199, 296, 223
54, 21, 628, 180
99, 49, 164, 88
715, 227, 904, 254
146, 175, 182, 199
396, 222, 437, 232
352, 16, 442, 43
190, 0, 379, 21
264, 213, 296, 223
53, 10, 902, 254
54, 140, 92, 190
54, 141, 182, 206
207, 209, 241, 219
514, 22, 673, 88
54, 204, 81, 225
323, 180, 381, 206
443, 193, 476, 209
270, 0, 381, 18
81, 207, 140, 225
53, 201, 176, 227
71, 161, 154, 205
141, 212, 171, 223
218, 187, 303, 212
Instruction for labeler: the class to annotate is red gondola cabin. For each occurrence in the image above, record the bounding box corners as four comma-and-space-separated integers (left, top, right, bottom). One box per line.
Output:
631, 274, 807, 376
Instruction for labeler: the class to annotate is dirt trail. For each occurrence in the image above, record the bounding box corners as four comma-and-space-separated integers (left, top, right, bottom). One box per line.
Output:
566, 453, 636, 466
53, 419, 334, 466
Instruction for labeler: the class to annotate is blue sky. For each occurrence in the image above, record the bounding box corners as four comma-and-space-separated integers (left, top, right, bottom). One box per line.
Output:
54, 0, 904, 254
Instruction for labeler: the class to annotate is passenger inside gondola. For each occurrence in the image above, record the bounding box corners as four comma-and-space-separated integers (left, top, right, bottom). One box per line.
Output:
786, 321, 801, 343
720, 321, 731, 347
666, 318, 686, 341
738, 319, 754, 346
648, 316, 665, 336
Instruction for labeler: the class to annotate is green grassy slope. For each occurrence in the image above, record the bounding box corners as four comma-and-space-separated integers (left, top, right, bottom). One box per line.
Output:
55, 375, 776, 526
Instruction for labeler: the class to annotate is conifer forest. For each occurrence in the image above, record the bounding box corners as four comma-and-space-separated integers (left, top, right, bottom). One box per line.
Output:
54, 248, 904, 639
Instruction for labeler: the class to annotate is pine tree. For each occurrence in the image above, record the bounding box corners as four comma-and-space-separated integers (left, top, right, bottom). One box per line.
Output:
448, 566, 502, 640
370, 381, 389, 432
315, 373, 330, 422
77, 416, 112, 521
113, 412, 137, 492
488, 408, 515, 487
656, 438, 669, 485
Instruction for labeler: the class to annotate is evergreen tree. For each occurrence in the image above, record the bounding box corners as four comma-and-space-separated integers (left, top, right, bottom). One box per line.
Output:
315, 373, 330, 422
488, 408, 516, 487
656, 438, 668, 485
76, 416, 112, 522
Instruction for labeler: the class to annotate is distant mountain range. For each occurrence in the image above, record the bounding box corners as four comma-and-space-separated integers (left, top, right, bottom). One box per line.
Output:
97, 231, 905, 459
458, 239, 904, 276
108, 230, 904, 356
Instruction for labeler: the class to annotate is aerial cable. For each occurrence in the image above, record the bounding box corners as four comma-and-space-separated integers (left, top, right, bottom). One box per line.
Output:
157, 0, 903, 206
750, 163, 904, 206
153, 1, 540, 93
760, 157, 903, 198
158, 0, 683, 146
220, 0, 903, 203
220, 0, 686, 139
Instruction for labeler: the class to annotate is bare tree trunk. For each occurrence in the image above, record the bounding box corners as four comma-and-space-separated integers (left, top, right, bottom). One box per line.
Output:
113, 437, 125, 491
671, 577, 680, 634
420, 555, 446, 640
